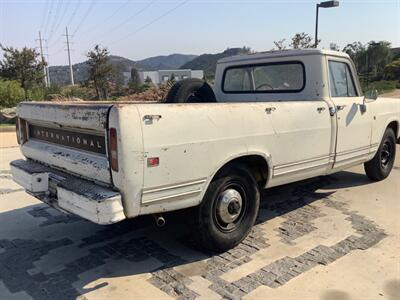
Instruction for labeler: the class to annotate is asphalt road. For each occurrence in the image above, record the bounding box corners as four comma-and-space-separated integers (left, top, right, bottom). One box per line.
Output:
0, 145, 399, 300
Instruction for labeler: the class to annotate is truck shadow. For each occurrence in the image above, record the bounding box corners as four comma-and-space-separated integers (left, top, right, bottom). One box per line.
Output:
0, 170, 375, 299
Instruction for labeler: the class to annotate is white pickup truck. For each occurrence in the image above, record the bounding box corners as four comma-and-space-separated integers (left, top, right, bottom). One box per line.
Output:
11, 49, 400, 251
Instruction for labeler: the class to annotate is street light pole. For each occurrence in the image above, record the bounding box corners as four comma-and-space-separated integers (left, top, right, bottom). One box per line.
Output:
315, 4, 320, 48
314, 1, 340, 48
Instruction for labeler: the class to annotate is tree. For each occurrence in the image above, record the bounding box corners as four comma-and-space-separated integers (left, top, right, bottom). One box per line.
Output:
144, 76, 152, 84
0, 80, 25, 108
383, 59, 400, 80
128, 67, 141, 91
329, 43, 340, 51
0, 45, 46, 99
366, 41, 392, 80
241, 46, 253, 54
342, 41, 392, 84
290, 32, 318, 49
342, 42, 367, 77
342, 42, 365, 60
273, 39, 286, 50
86, 45, 113, 100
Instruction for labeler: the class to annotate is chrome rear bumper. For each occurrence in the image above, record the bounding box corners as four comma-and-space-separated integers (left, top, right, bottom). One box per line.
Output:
10, 159, 126, 225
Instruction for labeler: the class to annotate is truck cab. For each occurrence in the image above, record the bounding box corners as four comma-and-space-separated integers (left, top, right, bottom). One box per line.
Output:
214, 49, 376, 183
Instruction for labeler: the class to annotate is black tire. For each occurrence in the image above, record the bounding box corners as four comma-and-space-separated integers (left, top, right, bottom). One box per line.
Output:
194, 165, 260, 252
364, 128, 396, 181
164, 78, 216, 103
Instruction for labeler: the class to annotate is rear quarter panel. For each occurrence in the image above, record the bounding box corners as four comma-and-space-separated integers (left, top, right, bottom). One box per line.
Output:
108, 105, 144, 218
134, 103, 274, 215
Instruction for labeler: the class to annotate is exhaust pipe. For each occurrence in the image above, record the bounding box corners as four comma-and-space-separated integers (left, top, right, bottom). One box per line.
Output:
153, 214, 165, 227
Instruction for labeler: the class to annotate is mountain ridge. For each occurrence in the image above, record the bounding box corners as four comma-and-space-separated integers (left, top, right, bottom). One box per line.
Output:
48, 53, 197, 86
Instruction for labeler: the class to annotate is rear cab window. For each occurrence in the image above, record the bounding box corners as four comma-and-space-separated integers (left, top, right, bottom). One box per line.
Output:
222, 61, 305, 93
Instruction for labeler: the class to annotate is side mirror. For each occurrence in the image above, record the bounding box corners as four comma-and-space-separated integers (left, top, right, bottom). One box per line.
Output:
360, 89, 378, 114
364, 89, 378, 103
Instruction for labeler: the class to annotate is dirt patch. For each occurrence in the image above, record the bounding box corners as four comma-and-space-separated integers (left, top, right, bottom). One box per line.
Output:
380, 89, 400, 98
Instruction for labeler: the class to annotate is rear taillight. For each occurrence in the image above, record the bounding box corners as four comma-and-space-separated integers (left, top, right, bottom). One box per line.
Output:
109, 128, 119, 172
16, 118, 28, 144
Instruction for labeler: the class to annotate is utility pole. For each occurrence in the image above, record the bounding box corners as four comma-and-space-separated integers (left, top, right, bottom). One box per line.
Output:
64, 27, 75, 86
37, 31, 48, 87
44, 41, 51, 87
46, 53, 51, 87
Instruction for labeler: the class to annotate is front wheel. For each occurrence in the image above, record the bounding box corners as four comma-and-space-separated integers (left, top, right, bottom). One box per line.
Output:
364, 128, 396, 181
194, 165, 260, 252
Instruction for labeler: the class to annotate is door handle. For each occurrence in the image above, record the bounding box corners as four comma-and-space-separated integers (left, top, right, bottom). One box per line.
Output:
317, 107, 326, 113
336, 105, 347, 111
265, 107, 276, 114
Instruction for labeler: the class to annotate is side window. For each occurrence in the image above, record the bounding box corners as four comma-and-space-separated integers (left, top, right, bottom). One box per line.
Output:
328, 61, 357, 97
223, 68, 251, 92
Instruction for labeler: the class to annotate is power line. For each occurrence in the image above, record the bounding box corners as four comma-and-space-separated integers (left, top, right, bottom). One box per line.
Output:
48, 0, 82, 48
42, 0, 55, 37
64, 0, 82, 29
111, 0, 189, 45
49, 46, 65, 57
100, 0, 157, 38
50, 0, 71, 41
39, 0, 50, 32
80, 0, 133, 36
47, 0, 65, 41
71, 0, 97, 36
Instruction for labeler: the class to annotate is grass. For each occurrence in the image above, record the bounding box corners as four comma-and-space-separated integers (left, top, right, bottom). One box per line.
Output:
361, 80, 400, 95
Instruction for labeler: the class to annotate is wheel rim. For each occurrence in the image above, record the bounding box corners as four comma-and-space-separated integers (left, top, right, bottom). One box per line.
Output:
214, 183, 247, 232
380, 140, 393, 168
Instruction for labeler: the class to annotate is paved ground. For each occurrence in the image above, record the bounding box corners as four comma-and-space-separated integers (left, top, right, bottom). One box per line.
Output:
0, 132, 17, 149
0, 145, 399, 300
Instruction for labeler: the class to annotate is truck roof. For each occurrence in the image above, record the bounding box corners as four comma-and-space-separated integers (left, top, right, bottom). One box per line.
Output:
217, 48, 350, 64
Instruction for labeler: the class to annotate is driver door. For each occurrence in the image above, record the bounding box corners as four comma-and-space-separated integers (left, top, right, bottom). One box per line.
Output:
328, 59, 372, 169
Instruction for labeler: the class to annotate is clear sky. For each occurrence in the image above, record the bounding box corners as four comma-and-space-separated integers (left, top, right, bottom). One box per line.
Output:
1, 0, 399, 66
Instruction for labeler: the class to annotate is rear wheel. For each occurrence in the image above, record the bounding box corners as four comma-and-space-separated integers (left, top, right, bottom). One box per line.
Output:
364, 128, 396, 181
194, 165, 260, 252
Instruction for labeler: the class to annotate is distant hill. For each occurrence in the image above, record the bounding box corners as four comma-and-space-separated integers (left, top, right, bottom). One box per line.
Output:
49, 55, 136, 86
49, 54, 197, 86
180, 48, 251, 77
137, 54, 197, 71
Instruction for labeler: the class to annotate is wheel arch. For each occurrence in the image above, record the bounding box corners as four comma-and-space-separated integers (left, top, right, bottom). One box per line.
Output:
202, 152, 273, 199
387, 120, 399, 142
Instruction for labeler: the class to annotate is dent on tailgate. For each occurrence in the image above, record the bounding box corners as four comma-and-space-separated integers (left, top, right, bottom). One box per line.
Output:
17, 102, 112, 130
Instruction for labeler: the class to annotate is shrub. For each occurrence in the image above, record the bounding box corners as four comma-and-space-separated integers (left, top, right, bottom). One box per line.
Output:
362, 80, 397, 94
0, 79, 25, 108
60, 85, 92, 99
383, 59, 400, 80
